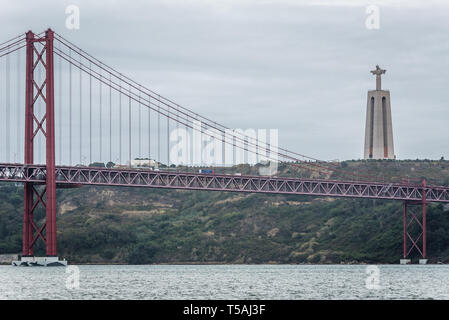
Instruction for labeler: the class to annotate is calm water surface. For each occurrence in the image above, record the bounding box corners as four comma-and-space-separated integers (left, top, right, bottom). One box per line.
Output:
0, 264, 448, 299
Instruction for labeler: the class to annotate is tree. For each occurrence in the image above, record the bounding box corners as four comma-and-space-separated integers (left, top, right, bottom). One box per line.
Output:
128, 244, 158, 264
89, 162, 105, 167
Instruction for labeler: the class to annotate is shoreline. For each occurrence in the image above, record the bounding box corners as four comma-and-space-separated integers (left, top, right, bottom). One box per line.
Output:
1, 261, 445, 266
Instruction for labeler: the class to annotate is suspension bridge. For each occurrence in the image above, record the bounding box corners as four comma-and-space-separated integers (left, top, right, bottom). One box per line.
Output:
0, 29, 447, 265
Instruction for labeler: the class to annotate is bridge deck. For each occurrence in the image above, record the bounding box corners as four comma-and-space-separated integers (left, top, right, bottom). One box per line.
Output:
0, 163, 448, 203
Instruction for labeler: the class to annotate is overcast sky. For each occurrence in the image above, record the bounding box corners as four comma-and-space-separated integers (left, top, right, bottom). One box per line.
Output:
1, 0, 448, 161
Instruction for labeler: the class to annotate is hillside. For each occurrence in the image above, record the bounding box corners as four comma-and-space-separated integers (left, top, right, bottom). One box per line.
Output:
1, 159, 449, 264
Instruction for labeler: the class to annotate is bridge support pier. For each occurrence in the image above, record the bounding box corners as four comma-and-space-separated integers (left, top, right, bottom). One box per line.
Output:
400, 180, 427, 264
14, 29, 65, 266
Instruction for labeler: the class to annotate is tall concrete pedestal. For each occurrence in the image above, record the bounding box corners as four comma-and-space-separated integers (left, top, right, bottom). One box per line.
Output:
364, 65, 395, 160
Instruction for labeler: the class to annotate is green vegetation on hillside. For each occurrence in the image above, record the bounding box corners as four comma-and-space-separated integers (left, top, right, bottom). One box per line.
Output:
1, 160, 449, 264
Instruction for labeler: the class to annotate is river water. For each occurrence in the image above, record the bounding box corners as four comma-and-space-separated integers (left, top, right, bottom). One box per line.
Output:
0, 264, 448, 299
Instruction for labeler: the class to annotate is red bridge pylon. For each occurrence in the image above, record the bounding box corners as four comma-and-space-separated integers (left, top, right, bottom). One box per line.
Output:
22, 29, 58, 260
401, 179, 427, 264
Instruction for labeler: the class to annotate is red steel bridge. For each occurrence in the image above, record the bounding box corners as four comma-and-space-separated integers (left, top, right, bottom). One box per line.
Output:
0, 29, 447, 263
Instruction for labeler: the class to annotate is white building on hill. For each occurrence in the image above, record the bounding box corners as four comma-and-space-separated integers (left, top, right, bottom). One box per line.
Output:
127, 159, 159, 168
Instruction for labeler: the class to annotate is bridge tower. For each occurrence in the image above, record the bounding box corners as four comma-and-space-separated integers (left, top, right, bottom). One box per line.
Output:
363, 65, 395, 160
400, 180, 428, 264
14, 29, 66, 266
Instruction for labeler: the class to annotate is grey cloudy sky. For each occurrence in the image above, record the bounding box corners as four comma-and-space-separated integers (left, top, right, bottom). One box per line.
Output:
1, 0, 449, 161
